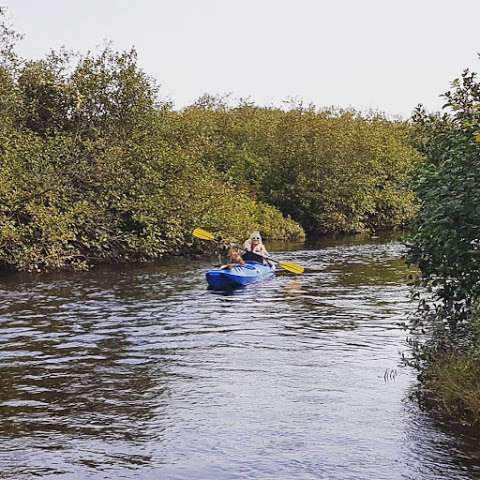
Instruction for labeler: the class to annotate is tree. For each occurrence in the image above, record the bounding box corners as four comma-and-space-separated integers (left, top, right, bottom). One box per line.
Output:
409, 65, 480, 336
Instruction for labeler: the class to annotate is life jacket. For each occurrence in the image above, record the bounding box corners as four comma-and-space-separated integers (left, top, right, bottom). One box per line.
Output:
242, 241, 267, 264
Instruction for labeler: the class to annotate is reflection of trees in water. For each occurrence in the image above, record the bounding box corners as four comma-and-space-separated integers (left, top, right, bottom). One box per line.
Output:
402, 401, 480, 479
276, 257, 412, 336
3, 240, 477, 480
0, 271, 177, 443
323, 258, 415, 287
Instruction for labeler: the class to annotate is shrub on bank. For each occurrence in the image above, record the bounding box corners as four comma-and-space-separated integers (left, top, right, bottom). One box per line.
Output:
408, 65, 480, 425
414, 305, 480, 425
0, 123, 303, 272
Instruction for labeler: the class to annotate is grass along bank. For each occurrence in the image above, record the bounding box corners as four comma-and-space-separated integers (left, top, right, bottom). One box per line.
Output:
419, 351, 480, 424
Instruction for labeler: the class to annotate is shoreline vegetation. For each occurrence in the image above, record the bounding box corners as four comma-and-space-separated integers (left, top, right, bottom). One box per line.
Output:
0, 11, 420, 273
407, 64, 480, 427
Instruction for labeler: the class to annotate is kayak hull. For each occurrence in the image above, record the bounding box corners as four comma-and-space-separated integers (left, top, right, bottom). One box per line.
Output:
206, 261, 275, 290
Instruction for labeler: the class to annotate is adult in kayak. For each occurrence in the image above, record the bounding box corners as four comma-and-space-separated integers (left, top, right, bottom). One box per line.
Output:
242, 231, 269, 264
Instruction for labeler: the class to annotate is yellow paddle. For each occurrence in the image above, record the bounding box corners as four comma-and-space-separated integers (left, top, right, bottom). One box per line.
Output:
192, 228, 216, 241
192, 228, 304, 275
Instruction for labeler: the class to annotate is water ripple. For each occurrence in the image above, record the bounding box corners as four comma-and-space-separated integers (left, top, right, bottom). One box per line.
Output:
0, 238, 479, 479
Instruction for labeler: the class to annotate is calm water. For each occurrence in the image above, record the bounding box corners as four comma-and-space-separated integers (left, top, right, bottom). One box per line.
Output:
0, 236, 479, 480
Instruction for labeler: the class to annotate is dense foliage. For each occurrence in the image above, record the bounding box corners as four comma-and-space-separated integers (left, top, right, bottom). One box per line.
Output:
408, 65, 480, 424
162, 101, 421, 235
409, 68, 480, 336
0, 13, 303, 272
0, 10, 419, 271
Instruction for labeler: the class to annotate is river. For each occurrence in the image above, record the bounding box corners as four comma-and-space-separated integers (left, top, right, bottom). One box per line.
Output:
0, 235, 479, 480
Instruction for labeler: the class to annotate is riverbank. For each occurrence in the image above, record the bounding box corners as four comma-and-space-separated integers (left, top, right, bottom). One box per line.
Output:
411, 309, 480, 427
0, 12, 420, 273
419, 350, 480, 426
406, 66, 480, 428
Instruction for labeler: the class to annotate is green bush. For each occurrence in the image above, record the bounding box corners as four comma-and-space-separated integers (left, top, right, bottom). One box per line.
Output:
408, 69, 480, 332
0, 17, 303, 272
419, 350, 480, 425
407, 66, 480, 426
164, 104, 421, 235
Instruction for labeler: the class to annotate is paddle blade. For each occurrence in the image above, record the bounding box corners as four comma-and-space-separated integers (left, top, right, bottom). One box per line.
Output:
278, 261, 304, 275
192, 228, 216, 241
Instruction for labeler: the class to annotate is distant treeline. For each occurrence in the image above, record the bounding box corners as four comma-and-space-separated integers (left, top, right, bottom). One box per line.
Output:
164, 97, 420, 236
0, 11, 420, 271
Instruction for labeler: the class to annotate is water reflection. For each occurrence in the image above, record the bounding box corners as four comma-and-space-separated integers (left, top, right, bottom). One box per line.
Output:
0, 237, 479, 479
403, 401, 480, 479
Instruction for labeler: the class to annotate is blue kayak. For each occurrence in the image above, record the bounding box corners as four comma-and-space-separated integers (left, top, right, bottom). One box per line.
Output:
206, 261, 275, 290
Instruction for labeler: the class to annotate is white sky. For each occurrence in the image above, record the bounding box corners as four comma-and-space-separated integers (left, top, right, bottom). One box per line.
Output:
3, 0, 480, 117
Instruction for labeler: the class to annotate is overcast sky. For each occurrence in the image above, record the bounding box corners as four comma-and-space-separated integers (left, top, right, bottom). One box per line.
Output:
3, 0, 480, 117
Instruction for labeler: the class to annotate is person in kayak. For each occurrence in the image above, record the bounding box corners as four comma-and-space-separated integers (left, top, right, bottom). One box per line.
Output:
241, 231, 270, 264
225, 245, 245, 266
